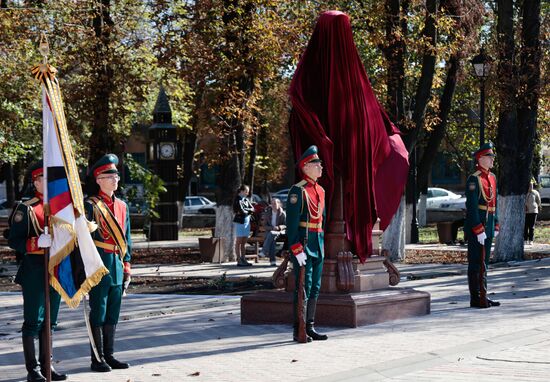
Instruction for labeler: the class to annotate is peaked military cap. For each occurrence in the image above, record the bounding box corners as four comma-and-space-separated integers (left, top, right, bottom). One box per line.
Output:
474, 141, 495, 161
298, 145, 322, 169
28, 160, 44, 180
91, 154, 119, 178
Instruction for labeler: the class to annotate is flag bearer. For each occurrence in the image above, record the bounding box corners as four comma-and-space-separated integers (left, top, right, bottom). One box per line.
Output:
85, 154, 131, 372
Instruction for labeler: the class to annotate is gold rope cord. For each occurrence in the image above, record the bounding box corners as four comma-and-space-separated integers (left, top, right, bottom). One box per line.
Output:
42, 74, 85, 215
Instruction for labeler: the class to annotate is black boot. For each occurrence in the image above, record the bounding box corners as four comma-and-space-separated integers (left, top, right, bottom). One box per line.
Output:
90, 326, 111, 372
22, 335, 46, 382
39, 329, 68, 381
103, 325, 129, 369
305, 298, 328, 341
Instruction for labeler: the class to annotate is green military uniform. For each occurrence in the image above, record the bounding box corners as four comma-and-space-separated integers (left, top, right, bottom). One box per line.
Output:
464, 142, 500, 308
8, 161, 67, 381
287, 145, 328, 342
86, 154, 131, 372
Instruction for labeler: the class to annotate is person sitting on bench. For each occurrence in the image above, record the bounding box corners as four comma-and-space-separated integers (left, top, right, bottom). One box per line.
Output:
260, 198, 286, 266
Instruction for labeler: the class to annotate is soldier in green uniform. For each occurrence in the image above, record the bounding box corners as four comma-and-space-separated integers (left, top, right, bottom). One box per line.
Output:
85, 154, 131, 372
464, 142, 501, 308
8, 161, 68, 381
287, 145, 328, 342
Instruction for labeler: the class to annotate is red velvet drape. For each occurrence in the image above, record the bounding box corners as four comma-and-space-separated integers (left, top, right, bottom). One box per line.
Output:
288, 11, 409, 262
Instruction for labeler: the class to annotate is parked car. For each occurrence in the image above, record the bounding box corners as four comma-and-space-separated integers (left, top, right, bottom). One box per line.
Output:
539, 175, 550, 204
184, 196, 216, 214
426, 187, 462, 209
439, 197, 466, 212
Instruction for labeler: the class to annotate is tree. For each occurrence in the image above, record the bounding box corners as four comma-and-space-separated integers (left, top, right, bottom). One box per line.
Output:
494, 0, 543, 261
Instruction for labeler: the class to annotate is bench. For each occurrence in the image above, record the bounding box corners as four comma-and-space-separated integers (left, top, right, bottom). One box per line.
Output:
247, 229, 286, 260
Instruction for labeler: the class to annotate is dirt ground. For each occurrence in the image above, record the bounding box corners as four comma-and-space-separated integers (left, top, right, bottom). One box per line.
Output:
0, 248, 274, 295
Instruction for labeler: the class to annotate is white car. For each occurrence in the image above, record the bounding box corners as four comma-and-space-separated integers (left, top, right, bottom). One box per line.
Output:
539, 175, 550, 204
184, 196, 216, 214
439, 197, 466, 212
426, 187, 463, 209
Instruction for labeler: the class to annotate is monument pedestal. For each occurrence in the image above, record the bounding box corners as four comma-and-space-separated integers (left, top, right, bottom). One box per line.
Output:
241, 176, 430, 327
241, 288, 430, 327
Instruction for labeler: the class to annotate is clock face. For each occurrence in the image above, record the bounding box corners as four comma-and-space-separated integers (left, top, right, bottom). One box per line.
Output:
160, 143, 175, 159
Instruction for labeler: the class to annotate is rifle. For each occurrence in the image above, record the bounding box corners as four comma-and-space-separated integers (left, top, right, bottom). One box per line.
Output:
296, 265, 307, 343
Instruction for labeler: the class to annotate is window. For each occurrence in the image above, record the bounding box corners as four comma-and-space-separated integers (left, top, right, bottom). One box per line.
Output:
431, 189, 447, 197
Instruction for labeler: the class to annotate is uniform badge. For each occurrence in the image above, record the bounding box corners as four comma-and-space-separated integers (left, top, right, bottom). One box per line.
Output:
14, 211, 24, 223
468, 183, 476, 191
289, 194, 298, 204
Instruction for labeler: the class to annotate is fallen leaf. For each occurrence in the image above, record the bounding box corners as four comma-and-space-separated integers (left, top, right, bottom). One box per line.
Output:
189, 371, 200, 376
152, 373, 161, 377
291, 359, 298, 363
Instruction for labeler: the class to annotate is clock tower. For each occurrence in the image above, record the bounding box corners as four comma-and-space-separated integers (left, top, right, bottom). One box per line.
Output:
147, 86, 179, 240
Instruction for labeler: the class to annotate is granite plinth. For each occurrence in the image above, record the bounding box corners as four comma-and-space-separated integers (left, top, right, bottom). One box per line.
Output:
241, 287, 431, 327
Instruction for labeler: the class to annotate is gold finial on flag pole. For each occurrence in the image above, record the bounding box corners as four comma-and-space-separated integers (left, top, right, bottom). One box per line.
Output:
38, 32, 49, 64
31, 32, 57, 81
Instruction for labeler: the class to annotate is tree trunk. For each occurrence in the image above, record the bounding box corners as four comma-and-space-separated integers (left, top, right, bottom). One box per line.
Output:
215, 205, 235, 261
215, 0, 255, 260
403, 0, 438, 240
245, 128, 258, 194
495, 0, 541, 261
494, 195, 525, 261
417, 55, 460, 191
88, 0, 115, 167
382, 196, 406, 261
383, 0, 406, 124
403, 0, 438, 151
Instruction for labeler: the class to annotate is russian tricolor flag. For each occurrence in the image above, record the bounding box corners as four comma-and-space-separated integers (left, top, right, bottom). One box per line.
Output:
38, 65, 108, 308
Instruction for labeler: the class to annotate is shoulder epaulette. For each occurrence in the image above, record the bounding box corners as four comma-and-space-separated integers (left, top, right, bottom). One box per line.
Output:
23, 197, 39, 206
472, 170, 481, 177
294, 180, 307, 188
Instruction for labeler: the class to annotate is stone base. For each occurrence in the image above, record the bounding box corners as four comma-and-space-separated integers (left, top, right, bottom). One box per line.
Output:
241, 288, 430, 328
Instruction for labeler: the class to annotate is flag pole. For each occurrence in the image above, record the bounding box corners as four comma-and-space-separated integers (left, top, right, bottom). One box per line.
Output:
39, 32, 52, 382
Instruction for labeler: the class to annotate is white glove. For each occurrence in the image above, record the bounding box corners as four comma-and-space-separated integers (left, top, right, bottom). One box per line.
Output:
37, 233, 52, 248
123, 274, 131, 296
294, 252, 307, 267
477, 232, 487, 245
494, 230, 499, 238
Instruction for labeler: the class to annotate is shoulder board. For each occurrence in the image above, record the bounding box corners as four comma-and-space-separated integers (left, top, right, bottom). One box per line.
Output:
23, 197, 40, 206
294, 180, 307, 189
472, 170, 481, 177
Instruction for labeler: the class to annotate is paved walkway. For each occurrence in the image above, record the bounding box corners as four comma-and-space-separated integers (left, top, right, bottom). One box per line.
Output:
1, 256, 550, 381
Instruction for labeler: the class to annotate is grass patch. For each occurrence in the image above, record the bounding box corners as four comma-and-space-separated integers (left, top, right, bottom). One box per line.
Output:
418, 220, 549, 244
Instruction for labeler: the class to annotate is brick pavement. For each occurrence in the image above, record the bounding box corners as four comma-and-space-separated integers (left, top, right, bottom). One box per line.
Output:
1, 258, 550, 381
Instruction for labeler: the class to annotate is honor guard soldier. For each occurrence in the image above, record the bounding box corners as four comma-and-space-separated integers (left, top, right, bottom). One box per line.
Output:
287, 145, 328, 342
85, 154, 131, 372
464, 142, 501, 308
8, 161, 68, 381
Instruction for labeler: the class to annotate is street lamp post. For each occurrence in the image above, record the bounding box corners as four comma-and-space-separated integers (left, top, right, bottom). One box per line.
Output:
410, 145, 419, 243
470, 48, 492, 147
